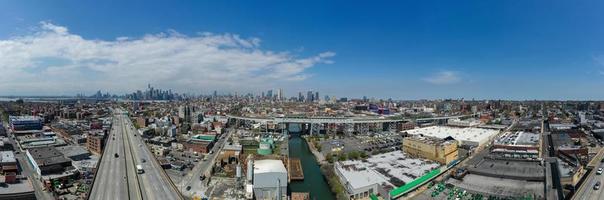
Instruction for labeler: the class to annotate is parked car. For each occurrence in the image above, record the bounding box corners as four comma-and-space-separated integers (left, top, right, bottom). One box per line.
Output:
597, 168, 603, 175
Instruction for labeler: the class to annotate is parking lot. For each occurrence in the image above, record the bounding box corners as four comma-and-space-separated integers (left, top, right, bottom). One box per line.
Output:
319, 131, 403, 156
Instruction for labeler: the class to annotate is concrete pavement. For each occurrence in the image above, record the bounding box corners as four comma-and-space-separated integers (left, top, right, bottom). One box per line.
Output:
89, 114, 132, 200
90, 109, 181, 200
572, 149, 604, 200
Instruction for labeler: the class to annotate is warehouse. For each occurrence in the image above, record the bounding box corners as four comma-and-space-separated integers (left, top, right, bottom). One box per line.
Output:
253, 159, 287, 200
406, 126, 499, 147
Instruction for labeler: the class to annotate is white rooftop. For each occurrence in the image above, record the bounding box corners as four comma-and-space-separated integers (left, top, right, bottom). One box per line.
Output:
254, 159, 286, 174
337, 151, 440, 189
494, 131, 540, 146
406, 126, 498, 145
0, 151, 16, 163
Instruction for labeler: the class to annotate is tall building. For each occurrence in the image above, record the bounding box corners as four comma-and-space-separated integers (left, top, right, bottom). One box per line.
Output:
277, 88, 283, 101
178, 105, 191, 123
307, 91, 313, 102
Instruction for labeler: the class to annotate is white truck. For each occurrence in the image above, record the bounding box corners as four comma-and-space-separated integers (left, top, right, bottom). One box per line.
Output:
136, 164, 144, 174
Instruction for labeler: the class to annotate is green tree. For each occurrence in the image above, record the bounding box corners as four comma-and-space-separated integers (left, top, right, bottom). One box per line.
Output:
360, 151, 368, 159
348, 151, 360, 160
337, 153, 347, 161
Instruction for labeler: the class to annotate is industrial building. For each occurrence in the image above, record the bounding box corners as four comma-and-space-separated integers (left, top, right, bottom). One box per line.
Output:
335, 151, 440, 199
406, 126, 499, 147
403, 135, 459, 165
0, 151, 17, 173
9, 116, 43, 132
25, 146, 72, 176
252, 159, 287, 200
491, 131, 540, 159
335, 162, 389, 199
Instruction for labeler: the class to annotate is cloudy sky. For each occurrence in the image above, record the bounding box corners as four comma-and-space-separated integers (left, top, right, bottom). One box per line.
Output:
1, 1, 604, 100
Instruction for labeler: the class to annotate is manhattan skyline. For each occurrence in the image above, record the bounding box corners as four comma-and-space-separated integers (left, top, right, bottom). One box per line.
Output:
1, 1, 604, 100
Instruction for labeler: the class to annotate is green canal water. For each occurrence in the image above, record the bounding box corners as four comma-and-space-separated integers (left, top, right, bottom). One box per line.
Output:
288, 124, 335, 200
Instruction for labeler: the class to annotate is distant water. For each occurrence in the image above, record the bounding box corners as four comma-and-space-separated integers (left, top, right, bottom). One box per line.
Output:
288, 123, 335, 200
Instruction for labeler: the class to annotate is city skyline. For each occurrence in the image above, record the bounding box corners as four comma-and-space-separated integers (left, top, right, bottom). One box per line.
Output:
1, 1, 604, 100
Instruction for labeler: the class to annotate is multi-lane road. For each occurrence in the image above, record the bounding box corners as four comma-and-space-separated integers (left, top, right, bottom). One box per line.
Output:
572, 150, 604, 200
90, 109, 182, 200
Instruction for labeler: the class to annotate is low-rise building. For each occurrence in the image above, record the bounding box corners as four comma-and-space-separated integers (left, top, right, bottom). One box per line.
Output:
253, 159, 287, 200
403, 135, 458, 165
491, 131, 540, 159
0, 151, 17, 173
57, 146, 91, 161
183, 140, 213, 154
9, 116, 43, 132
25, 146, 72, 176
86, 130, 105, 155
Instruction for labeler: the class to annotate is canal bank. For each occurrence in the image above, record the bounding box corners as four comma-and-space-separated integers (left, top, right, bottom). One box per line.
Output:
288, 133, 335, 200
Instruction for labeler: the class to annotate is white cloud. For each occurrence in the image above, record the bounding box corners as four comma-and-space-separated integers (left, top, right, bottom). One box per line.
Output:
423, 70, 461, 85
0, 22, 334, 95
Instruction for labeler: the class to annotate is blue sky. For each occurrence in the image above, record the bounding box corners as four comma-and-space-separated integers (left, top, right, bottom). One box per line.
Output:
1, 1, 604, 100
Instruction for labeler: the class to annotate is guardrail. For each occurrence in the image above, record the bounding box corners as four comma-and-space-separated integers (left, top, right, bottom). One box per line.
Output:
122, 116, 143, 200
124, 115, 184, 200
86, 119, 113, 200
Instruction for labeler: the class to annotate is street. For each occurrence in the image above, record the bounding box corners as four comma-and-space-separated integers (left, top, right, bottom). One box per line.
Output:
176, 128, 232, 198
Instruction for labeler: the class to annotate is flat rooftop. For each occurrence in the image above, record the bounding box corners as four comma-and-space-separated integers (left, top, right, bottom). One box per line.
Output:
337, 151, 440, 188
27, 146, 71, 166
446, 174, 544, 199
468, 158, 544, 180
0, 151, 16, 163
0, 178, 35, 196
494, 131, 539, 146
406, 126, 499, 145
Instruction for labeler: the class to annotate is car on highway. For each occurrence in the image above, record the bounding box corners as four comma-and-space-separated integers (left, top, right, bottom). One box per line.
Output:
114, 153, 119, 158
141, 158, 146, 163
595, 181, 601, 190
136, 164, 144, 174
185, 186, 191, 191
597, 168, 603, 175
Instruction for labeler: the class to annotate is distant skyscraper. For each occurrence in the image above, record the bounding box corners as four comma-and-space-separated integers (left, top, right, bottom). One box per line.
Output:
277, 88, 283, 101
307, 91, 313, 102
315, 92, 319, 102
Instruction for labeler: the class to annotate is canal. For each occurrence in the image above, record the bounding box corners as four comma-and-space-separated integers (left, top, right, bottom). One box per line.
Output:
288, 124, 335, 200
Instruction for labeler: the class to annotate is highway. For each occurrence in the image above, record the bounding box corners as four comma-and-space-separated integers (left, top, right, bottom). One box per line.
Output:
573, 163, 604, 200
89, 112, 138, 200
177, 129, 232, 198
90, 109, 182, 200
120, 111, 183, 200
